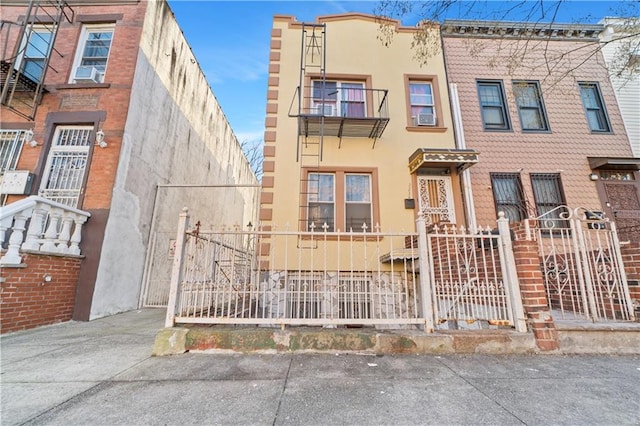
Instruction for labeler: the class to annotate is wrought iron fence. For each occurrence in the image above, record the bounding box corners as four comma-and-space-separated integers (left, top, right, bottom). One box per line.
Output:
528, 206, 635, 322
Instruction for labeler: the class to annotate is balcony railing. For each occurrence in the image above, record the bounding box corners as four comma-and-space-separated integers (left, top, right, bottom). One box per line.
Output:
0, 196, 90, 265
290, 86, 390, 139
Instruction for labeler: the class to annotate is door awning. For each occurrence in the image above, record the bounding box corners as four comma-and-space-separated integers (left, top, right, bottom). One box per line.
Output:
588, 156, 640, 171
409, 148, 479, 174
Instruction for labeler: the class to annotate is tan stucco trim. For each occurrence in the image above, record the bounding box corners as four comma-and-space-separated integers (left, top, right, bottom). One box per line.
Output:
264, 131, 276, 142
265, 117, 277, 128
268, 76, 280, 87
274, 12, 426, 34
270, 39, 282, 50
260, 208, 273, 221
268, 64, 280, 74
262, 176, 274, 188
261, 192, 274, 204
263, 145, 276, 157
267, 90, 278, 100
266, 103, 278, 114
269, 51, 281, 62
271, 28, 282, 37
263, 161, 275, 173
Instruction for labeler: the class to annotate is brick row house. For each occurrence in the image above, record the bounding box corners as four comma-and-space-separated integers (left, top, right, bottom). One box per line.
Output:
440, 20, 640, 243
1, 0, 258, 333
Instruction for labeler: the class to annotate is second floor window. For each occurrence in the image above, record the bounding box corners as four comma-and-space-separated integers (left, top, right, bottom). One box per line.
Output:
409, 81, 435, 126
71, 25, 114, 84
17, 27, 53, 83
579, 82, 611, 133
477, 80, 511, 131
312, 81, 365, 118
513, 81, 549, 131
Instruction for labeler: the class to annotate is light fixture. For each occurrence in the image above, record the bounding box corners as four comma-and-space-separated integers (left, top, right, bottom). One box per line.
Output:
95, 129, 107, 148
24, 128, 40, 148
589, 173, 599, 181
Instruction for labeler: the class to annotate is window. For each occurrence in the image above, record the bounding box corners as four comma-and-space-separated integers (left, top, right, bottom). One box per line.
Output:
16, 27, 53, 83
305, 169, 378, 232
0, 130, 27, 176
513, 81, 549, 131
409, 81, 435, 125
404, 75, 443, 129
579, 83, 611, 132
490, 173, 526, 222
71, 25, 114, 83
477, 81, 511, 131
311, 80, 365, 117
531, 173, 566, 223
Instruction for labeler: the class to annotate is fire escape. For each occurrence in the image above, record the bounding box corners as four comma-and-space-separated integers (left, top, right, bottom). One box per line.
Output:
290, 23, 390, 233
1, 0, 73, 120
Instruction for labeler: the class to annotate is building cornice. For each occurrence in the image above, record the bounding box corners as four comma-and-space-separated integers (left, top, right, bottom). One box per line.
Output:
442, 20, 603, 41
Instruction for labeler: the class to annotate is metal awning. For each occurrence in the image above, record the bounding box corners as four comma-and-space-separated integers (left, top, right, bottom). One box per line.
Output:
588, 157, 640, 171
409, 148, 479, 173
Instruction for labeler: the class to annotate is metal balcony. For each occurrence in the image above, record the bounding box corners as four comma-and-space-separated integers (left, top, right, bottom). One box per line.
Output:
291, 86, 390, 140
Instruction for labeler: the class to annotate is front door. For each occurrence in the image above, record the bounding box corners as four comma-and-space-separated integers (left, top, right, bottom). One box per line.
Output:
598, 170, 640, 242
39, 126, 93, 208
417, 175, 456, 226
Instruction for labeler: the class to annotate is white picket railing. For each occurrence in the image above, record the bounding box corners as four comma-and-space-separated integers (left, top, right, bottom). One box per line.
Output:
0, 195, 91, 265
165, 208, 526, 331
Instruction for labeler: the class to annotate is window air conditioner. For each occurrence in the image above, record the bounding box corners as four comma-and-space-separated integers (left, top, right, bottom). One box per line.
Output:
74, 66, 104, 83
416, 113, 436, 126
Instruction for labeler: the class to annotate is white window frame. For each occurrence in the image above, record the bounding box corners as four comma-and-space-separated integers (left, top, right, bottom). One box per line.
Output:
409, 81, 436, 125
69, 24, 115, 84
344, 173, 373, 232
311, 80, 366, 117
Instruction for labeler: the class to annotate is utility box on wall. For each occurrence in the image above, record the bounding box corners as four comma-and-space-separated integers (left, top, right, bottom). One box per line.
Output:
0, 171, 34, 195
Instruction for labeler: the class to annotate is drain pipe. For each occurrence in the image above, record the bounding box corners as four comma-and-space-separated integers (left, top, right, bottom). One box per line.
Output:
450, 83, 477, 232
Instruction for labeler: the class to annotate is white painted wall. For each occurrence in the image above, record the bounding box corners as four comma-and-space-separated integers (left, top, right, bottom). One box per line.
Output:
600, 18, 640, 156
89, 1, 258, 319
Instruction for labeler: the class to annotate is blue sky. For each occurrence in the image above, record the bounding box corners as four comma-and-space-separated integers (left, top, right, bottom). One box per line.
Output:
166, 1, 631, 145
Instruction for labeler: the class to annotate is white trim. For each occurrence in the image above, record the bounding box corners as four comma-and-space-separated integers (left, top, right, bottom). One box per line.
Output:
69, 24, 114, 84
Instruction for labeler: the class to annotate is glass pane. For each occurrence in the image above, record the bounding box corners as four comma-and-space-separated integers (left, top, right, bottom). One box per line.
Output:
412, 106, 434, 116
493, 177, 519, 203
514, 84, 538, 107
83, 32, 112, 58
520, 109, 543, 129
308, 203, 334, 231
345, 174, 371, 202
23, 59, 45, 81
479, 84, 502, 106
345, 204, 372, 231
308, 173, 334, 202
313, 81, 337, 100
532, 176, 562, 204
586, 110, 605, 131
341, 83, 364, 101
483, 107, 505, 125
25, 31, 52, 58
580, 86, 598, 108
410, 83, 433, 106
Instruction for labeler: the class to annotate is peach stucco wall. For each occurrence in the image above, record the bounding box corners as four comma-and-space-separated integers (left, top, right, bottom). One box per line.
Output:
442, 35, 633, 225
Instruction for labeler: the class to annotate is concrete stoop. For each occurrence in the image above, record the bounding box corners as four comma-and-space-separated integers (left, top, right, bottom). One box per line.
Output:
152, 326, 539, 356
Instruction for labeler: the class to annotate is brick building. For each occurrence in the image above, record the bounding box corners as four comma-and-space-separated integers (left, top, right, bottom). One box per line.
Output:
1, 0, 258, 332
441, 20, 640, 242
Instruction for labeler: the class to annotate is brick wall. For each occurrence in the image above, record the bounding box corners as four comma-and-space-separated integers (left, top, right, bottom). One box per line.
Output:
1, 254, 82, 334
621, 242, 640, 310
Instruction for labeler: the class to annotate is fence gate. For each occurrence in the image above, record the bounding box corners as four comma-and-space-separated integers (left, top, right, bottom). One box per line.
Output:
426, 220, 524, 330
532, 206, 635, 322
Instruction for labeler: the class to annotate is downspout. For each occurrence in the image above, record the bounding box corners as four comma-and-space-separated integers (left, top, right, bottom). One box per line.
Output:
449, 83, 477, 232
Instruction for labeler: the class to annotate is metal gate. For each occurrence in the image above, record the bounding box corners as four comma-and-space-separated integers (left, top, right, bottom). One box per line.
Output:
531, 206, 635, 322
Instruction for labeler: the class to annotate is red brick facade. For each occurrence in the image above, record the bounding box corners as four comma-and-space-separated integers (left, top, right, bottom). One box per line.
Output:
1, 254, 82, 334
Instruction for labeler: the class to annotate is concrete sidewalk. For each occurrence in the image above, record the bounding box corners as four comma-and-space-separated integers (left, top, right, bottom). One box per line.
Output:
1, 309, 639, 425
